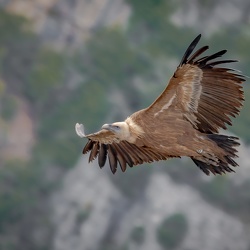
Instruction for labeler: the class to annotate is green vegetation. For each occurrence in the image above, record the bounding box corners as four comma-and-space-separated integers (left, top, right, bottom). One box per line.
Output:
0, 160, 54, 250
156, 213, 188, 249
200, 176, 250, 215
0, 161, 34, 229
0, 81, 17, 120
0, 10, 39, 95
1, 2, 250, 250
110, 165, 152, 199
76, 28, 152, 111
130, 225, 145, 245
126, 0, 195, 57
25, 49, 65, 107
230, 86, 250, 143
76, 206, 92, 225
99, 243, 130, 250
200, 176, 230, 204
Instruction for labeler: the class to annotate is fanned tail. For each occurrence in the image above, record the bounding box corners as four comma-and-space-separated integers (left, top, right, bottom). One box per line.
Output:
191, 134, 240, 175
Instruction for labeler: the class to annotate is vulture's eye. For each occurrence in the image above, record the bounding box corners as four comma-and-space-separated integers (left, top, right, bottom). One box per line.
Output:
113, 125, 120, 129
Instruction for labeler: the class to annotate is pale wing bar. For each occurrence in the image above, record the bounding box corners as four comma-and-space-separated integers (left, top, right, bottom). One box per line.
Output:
179, 35, 245, 133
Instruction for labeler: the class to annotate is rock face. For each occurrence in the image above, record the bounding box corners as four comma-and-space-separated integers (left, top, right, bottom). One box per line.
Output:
0, 97, 35, 161
52, 156, 123, 250
2, 1, 250, 249
171, 0, 250, 34
4, 0, 130, 48
52, 155, 249, 250
118, 173, 248, 250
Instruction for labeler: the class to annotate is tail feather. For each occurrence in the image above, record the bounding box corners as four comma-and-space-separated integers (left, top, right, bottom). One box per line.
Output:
192, 134, 239, 175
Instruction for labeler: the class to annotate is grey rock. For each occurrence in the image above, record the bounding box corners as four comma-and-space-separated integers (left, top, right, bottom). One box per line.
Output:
52, 156, 249, 250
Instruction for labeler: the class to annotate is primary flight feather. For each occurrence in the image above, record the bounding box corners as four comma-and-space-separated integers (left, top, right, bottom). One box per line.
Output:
75, 34, 245, 175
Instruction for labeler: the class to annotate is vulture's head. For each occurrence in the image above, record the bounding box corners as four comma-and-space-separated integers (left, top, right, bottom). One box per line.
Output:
101, 122, 130, 140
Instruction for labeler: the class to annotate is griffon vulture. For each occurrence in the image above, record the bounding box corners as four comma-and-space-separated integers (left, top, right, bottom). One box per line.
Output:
75, 34, 245, 175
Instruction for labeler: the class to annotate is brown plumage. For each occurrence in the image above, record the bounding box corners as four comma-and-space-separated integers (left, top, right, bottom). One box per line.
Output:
75, 34, 245, 175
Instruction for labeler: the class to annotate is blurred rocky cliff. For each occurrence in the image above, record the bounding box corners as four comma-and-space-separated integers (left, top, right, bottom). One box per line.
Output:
0, 1, 250, 250
52, 151, 250, 250
1, 0, 130, 48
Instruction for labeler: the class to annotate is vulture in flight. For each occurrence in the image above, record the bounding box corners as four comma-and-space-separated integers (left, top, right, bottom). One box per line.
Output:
76, 34, 245, 175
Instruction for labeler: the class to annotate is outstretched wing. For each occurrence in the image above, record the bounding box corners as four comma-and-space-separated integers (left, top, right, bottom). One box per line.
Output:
146, 34, 245, 133
75, 123, 174, 174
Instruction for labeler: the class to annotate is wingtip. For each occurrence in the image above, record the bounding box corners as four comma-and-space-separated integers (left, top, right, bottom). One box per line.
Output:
75, 123, 86, 138
196, 33, 202, 40
179, 34, 203, 67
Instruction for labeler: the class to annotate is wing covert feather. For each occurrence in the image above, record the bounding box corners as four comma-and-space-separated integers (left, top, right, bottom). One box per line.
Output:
143, 35, 245, 133
82, 138, 174, 173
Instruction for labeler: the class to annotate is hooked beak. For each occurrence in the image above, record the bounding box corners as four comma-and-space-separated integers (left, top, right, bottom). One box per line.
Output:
101, 124, 112, 131
101, 124, 120, 133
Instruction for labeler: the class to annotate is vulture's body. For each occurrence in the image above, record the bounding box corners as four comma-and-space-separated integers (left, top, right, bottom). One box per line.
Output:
76, 35, 245, 175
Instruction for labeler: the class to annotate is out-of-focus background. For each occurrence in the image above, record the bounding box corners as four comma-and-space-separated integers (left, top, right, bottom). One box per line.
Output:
0, 0, 250, 249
